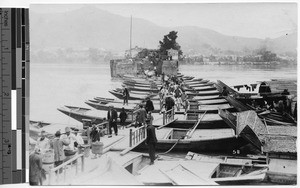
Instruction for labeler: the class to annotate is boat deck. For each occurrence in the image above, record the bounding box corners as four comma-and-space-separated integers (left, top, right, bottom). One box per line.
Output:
136, 160, 218, 185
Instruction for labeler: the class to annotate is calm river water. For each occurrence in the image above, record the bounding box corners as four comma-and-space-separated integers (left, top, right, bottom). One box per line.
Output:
30, 62, 297, 126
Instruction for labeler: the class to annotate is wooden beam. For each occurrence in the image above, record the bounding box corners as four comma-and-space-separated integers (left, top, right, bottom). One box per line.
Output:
120, 137, 147, 156
157, 118, 178, 130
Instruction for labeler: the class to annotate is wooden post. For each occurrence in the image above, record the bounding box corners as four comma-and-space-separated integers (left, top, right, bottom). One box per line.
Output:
48, 168, 52, 185
163, 112, 166, 125
75, 159, 78, 175
129, 129, 132, 147
63, 166, 66, 183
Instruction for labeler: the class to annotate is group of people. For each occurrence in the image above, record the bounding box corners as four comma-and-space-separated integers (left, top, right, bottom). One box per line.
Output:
251, 89, 295, 116
30, 127, 84, 185
159, 74, 189, 113
106, 105, 129, 137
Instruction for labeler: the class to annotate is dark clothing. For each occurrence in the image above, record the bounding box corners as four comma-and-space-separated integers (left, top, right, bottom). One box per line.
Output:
119, 110, 127, 128
108, 109, 118, 135
221, 89, 229, 96
54, 160, 64, 174
136, 108, 147, 125
30, 181, 39, 185
282, 90, 290, 95
123, 88, 130, 105
165, 97, 175, 111
174, 88, 182, 98
107, 109, 118, 122
29, 153, 43, 185
119, 111, 128, 122
146, 125, 157, 163
258, 83, 271, 94
145, 100, 154, 113
109, 122, 118, 135
148, 143, 156, 163
90, 128, 101, 142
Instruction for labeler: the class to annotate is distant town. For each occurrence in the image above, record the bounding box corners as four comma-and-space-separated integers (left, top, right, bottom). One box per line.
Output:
31, 46, 296, 66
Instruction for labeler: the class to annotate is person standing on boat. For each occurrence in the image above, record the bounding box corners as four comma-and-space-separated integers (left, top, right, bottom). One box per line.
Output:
181, 90, 189, 113
137, 104, 147, 127
119, 107, 128, 129
146, 111, 154, 126
174, 85, 183, 111
164, 94, 175, 115
123, 86, 130, 105
145, 97, 154, 113
146, 121, 157, 165
107, 106, 118, 137
221, 86, 229, 97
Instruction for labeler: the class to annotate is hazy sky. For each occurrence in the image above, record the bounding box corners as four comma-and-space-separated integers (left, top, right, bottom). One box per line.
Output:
31, 3, 297, 39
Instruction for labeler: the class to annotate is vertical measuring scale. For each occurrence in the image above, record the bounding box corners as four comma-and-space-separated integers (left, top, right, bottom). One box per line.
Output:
0, 8, 28, 185
0, 8, 13, 184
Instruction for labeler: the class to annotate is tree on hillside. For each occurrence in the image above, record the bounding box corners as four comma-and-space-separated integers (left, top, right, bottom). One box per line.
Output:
159, 31, 182, 59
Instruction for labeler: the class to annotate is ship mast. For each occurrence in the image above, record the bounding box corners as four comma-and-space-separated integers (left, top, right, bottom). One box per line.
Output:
129, 15, 132, 58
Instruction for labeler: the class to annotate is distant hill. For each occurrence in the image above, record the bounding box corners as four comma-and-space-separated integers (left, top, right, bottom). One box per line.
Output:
30, 6, 297, 55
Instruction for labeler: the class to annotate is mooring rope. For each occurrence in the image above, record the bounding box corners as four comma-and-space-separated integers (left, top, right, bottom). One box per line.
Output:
157, 138, 181, 155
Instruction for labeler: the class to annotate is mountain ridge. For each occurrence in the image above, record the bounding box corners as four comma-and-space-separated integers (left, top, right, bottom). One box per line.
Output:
30, 6, 297, 55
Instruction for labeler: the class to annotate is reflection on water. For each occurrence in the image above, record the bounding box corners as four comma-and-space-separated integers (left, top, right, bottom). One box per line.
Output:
30, 62, 297, 125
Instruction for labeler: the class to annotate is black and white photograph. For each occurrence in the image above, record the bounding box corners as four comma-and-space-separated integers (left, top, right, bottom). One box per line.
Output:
28, 3, 297, 186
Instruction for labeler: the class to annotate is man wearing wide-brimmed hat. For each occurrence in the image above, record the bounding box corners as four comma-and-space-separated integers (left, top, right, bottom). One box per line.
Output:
60, 127, 77, 153
35, 129, 50, 154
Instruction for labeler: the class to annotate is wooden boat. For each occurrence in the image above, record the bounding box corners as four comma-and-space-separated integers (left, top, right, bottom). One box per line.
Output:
30, 120, 51, 128
134, 127, 248, 153
85, 100, 139, 112
210, 163, 267, 185
185, 82, 214, 87
218, 109, 297, 157
92, 97, 115, 103
191, 95, 223, 101
57, 106, 105, 124
186, 90, 221, 96
184, 79, 210, 85
185, 151, 268, 166
109, 90, 157, 100
186, 103, 234, 113
185, 85, 217, 92
125, 85, 159, 93
123, 81, 161, 88
85, 100, 161, 113
93, 98, 142, 105
57, 105, 137, 125
224, 95, 297, 126
196, 98, 228, 105
137, 157, 266, 185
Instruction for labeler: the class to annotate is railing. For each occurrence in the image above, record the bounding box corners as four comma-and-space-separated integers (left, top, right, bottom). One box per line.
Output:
129, 126, 146, 147
48, 154, 85, 185
163, 108, 175, 125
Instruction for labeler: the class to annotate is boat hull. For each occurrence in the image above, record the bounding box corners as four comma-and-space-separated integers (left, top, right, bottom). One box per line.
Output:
134, 136, 248, 153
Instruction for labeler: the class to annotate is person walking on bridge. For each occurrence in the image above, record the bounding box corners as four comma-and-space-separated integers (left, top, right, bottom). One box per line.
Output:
146, 122, 157, 165
107, 106, 118, 137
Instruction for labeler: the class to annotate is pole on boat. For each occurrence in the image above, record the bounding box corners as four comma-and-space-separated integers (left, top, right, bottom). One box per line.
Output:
129, 15, 132, 58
